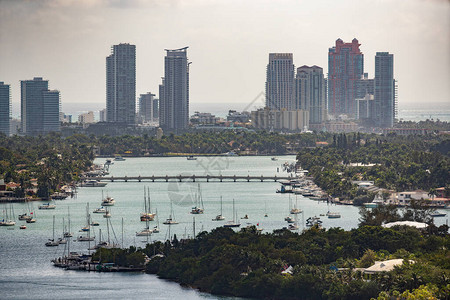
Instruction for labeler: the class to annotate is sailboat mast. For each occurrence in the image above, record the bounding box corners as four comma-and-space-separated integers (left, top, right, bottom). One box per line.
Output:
148, 187, 151, 213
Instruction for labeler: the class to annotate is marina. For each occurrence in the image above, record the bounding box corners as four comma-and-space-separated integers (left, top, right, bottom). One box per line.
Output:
1, 155, 448, 299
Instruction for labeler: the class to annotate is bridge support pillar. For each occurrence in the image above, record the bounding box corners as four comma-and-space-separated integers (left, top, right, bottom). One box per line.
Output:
220, 175, 223, 182
192, 175, 195, 182
261, 175, 263, 182
165, 175, 168, 182
247, 175, 250, 182
152, 175, 155, 182
206, 175, 209, 182
233, 175, 236, 182
138, 176, 141, 182
125, 176, 128, 182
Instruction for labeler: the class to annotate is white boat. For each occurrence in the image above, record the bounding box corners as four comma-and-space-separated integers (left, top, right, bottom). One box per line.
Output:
285, 216, 294, 223
212, 196, 225, 221
77, 235, 95, 242
20, 225, 27, 229
327, 211, 341, 218
39, 203, 56, 210
101, 196, 115, 206
288, 223, 299, 230
18, 213, 32, 221
93, 207, 106, 214
103, 209, 111, 218
223, 199, 240, 228
152, 209, 160, 233
45, 216, 59, 247
271, 157, 278, 161
114, 155, 126, 161
136, 227, 153, 236
290, 195, 302, 214
187, 155, 197, 160
81, 180, 107, 187
306, 216, 322, 227
163, 201, 178, 225
2, 204, 16, 226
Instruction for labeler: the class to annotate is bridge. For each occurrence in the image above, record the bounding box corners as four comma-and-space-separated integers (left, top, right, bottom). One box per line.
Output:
85, 174, 297, 183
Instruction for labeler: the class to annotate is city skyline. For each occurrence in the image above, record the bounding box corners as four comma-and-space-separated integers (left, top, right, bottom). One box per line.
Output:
1, 0, 448, 111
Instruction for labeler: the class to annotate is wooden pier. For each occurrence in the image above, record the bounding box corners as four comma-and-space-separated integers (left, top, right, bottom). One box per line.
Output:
85, 174, 297, 183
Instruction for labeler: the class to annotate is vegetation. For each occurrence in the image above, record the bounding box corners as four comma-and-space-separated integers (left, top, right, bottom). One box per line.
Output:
139, 224, 449, 299
92, 131, 323, 156
0, 133, 94, 198
296, 133, 450, 199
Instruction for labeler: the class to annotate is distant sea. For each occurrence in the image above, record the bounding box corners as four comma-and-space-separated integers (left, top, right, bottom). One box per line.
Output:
11, 101, 450, 122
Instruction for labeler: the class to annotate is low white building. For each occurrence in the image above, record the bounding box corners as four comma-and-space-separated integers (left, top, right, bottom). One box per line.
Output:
396, 190, 429, 206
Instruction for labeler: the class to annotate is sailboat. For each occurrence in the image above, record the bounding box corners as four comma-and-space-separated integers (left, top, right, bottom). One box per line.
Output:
80, 203, 91, 231
137, 191, 153, 236
153, 208, 160, 233
45, 215, 59, 246
26, 210, 36, 223
63, 207, 72, 237
224, 199, 240, 228
163, 201, 178, 225
288, 213, 299, 231
2, 204, 16, 226
58, 217, 67, 244
190, 184, 204, 214
212, 196, 225, 221
290, 195, 302, 214
77, 204, 95, 242
140, 187, 155, 221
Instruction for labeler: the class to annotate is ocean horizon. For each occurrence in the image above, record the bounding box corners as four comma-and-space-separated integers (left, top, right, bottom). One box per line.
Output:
10, 101, 450, 122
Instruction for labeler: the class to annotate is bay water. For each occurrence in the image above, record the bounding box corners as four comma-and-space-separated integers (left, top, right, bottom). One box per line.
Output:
0, 156, 447, 299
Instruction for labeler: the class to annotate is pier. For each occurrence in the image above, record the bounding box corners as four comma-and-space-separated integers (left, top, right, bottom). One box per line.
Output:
84, 174, 297, 183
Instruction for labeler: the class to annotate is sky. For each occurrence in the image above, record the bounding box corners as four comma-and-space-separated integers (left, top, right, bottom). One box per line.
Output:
1, 0, 449, 114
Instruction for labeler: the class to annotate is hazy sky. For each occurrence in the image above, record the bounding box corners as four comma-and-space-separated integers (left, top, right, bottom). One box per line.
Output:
1, 0, 449, 113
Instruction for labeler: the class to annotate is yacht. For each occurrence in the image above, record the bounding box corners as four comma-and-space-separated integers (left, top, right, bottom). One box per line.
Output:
81, 180, 107, 187
18, 213, 32, 221
114, 155, 126, 161
93, 207, 106, 214
284, 216, 294, 223
326, 211, 341, 218
136, 227, 153, 236
101, 196, 115, 206
39, 203, 56, 210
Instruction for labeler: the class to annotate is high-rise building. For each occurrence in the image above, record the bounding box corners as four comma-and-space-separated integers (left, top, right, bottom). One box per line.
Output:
295, 66, 326, 125
138, 92, 156, 123
21, 77, 60, 135
328, 38, 364, 117
374, 52, 395, 128
42, 90, 60, 133
266, 53, 295, 110
159, 47, 190, 130
152, 98, 159, 121
106, 43, 136, 124
0, 82, 11, 136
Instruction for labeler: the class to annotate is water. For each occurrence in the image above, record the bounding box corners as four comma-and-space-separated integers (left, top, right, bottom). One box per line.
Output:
1, 156, 448, 299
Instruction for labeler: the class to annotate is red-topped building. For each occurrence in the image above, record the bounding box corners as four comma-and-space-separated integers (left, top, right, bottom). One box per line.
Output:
328, 38, 364, 118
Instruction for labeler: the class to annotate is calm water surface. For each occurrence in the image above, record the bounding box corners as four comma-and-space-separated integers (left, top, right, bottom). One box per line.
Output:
1, 156, 448, 299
